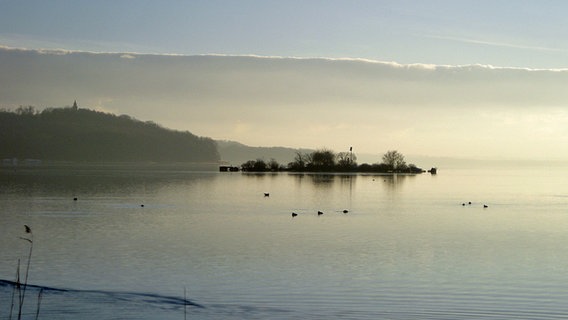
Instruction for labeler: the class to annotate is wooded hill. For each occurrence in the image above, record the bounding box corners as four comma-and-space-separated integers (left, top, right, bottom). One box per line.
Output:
0, 106, 219, 163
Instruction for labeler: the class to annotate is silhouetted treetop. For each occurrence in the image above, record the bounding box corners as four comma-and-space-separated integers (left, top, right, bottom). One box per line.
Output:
0, 106, 219, 163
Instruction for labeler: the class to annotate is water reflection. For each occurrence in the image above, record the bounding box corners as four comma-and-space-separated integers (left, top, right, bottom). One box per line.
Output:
1, 168, 423, 203
0, 166, 215, 199
309, 174, 335, 185
238, 171, 420, 204
289, 173, 336, 188
376, 173, 418, 190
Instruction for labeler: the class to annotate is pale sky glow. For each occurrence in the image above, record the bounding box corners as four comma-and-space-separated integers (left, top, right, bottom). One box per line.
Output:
1, 1, 568, 161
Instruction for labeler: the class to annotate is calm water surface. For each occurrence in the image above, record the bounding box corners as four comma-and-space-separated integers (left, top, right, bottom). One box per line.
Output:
1, 164, 568, 319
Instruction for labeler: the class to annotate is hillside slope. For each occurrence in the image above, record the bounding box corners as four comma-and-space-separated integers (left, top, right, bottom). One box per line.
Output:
0, 106, 219, 163
217, 140, 313, 166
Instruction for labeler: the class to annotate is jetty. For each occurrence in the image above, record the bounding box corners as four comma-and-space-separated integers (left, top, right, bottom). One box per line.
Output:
219, 165, 239, 172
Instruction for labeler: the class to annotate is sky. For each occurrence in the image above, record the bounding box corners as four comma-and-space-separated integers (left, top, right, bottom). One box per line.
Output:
1, 1, 568, 161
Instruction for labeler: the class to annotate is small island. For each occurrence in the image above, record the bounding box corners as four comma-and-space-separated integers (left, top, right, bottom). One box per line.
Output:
238, 149, 427, 174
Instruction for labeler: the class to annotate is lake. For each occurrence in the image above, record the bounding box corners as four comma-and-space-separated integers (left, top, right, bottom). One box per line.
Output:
1, 163, 568, 319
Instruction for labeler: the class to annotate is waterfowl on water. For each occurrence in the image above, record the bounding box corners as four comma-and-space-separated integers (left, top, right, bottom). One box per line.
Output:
343, 210, 349, 214
264, 193, 270, 197
292, 212, 298, 217
317, 211, 324, 216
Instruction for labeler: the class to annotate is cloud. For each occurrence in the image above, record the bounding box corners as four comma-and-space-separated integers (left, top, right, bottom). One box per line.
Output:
427, 34, 568, 55
3, 47, 568, 112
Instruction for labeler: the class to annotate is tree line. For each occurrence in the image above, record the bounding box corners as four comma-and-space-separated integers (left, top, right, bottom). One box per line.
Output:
0, 106, 220, 163
241, 149, 424, 173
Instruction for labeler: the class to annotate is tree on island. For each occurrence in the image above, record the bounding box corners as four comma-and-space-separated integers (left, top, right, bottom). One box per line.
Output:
267, 158, 280, 171
336, 151, 357, 170
381, 150, 407, 171
241, 159, 267, 171
306, 149, 336, 171
240, 158, 284, 172
286, 152, 307, 171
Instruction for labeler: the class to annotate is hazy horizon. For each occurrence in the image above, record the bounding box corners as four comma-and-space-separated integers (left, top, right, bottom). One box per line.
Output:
2, 1, 568, 162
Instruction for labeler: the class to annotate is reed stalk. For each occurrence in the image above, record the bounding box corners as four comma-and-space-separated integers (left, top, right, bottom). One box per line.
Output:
9, 259, 21, 320
15, 225, 34, 320
34, 288, 43, 320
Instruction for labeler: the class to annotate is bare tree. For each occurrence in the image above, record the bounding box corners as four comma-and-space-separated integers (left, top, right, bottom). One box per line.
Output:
336, 152, 357, 167
288, 151, 308, 170
381, 150, 407, 171
15, 106, 36, 116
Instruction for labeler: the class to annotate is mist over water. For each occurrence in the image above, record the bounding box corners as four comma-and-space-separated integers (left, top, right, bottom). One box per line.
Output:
1, 164, 568, 319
